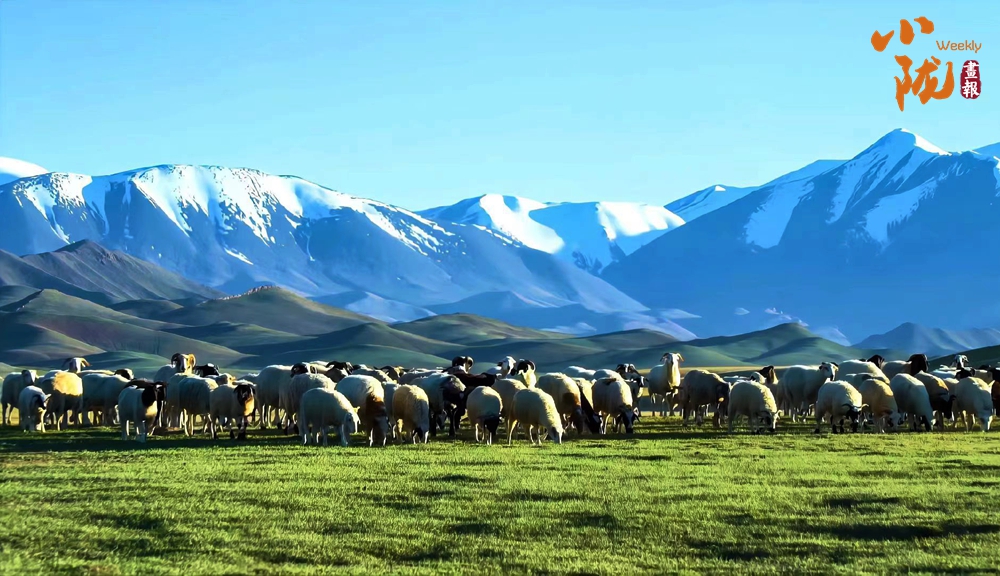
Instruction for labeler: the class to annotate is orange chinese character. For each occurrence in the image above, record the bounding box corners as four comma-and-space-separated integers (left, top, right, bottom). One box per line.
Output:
871, 16, 934, 51
894, 55, 955, 111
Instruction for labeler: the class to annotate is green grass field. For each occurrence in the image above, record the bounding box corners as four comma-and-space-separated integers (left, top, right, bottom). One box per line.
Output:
3, 418, 1000, 574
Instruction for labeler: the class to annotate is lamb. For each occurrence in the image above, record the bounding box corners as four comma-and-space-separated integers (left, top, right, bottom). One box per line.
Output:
679, 369, 731, 427
485, 357, 516, 377
446, 356, 475, 375
298, 388, 359, 446
507, 388, 564, 445
536, 373, 601, 435
38, 370, 84, 430
208, 382, 256, 440
592, 377, 639, 433
117, 384, 163, 442
912, 372, 956, 428
888, 374, 935, 432
465, 386, 503, 445
954, 377, 993, 432
779, 362, 838, 421
492, 377, 526, 435
391, 384, 431, 444
414, 373, 466, 437
727, 381, 778, 434
646, 353, 683, 416
282, 369, 337, 434
511, 359, 537, 388
334, 375, 390, 447
813, 381, 864, 434
882, 354, 930, 380
855, 378, 901, 433
61, 357, 90, 373
18, 386, 49, 432
2, 370, 36, 425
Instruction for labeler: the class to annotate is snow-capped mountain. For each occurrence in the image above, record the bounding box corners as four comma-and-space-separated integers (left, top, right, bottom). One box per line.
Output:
0, 165, 655, 324
604, 129, 1000, 341
420, 194, 684, 273
0, 157, 48, 187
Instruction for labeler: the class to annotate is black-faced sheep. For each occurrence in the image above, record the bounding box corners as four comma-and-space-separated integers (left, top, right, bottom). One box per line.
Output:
466, 386, 503, 445
882, 354, 929, 380
855, 378, 901, 433
209, 382, 256, 440
536, 373, 601, 435
727, 381, 777, 434
813, 381, 863, 434
446, 356, 475, 375
888, 374, 934, 432
511, 359, 537, 388
118, 384, 163, 442
679, 370, 731, 428
61, 357, 90, 373
414, 373, 466, 437
593, 377, 639, 433
334, 375, 390, 447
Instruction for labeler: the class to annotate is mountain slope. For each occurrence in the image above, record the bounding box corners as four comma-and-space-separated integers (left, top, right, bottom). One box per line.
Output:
420, 194, 684, 273
0, 157, 47, 187
604, 129, 1000, 341
858, 322, 1000, 357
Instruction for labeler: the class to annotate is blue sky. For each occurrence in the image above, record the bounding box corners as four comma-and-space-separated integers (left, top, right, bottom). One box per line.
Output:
0, 0, 996, 209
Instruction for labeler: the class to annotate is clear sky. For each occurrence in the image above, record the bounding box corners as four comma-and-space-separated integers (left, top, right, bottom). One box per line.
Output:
0, 0, 996, 209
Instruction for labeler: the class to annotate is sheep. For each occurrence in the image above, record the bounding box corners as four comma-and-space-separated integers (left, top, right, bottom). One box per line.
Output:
334, 375, 390, 447
485, 357, 516, 377
954, 377, 993, 432
351, 367, 395, 384
253, 365, 292, 429
511, 360, 537, 388
855, 378, 901, 433
117, 384, 163, 442
994, 380, 1000, 418
298, 388, 359, 447
563, 366, 597, 381
169, 375, 227, 436
646, 353, 683, 416
61, 357, 90, 373
912, 372, 956, 429
492, 377, 526, 435
465, 386, 503, 445
779, 363, 838, 421
208, 382, 256, 440
507, 388, 564, 445
889, 374, 935, 432
726, 380, 777, 434
975, 366, 1000, 386
592, 377, 639, 433
383, 383, 399, 438
391, 384, 431, 444
38, 371, 84, 430
679, 370, 731, 428
282, 369, 337, 434
153, 353, 195, 384
2, 370, 36, 425
882, 354, 929, 380
756, 365, 779, 397
81, 372, 132, 426
379, 366, 405, 381
398, 369, 440, 385
414, 373, 466, 437
835, 359, 887, 381
536, 373, 601, 435
446, 356, 475, 375
18, 386, 49, 432
813, 381, 864, 434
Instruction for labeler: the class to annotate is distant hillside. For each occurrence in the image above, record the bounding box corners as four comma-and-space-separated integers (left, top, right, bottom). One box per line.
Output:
858, 322, 1000, 357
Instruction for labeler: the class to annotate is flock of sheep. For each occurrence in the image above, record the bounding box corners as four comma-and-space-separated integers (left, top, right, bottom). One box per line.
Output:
1, 351, 998, 446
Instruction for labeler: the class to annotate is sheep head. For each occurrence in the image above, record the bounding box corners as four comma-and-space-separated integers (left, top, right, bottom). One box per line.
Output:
866, 355, 886, 369
194, 364, 221, 377
820, 362, 837, 382
953, 354, 970, 369
114, 368, 135, 380
140, 386, 158, 407
21, 370, 37, 386
235, 384, 254, 406
483, 415, 502, 442
908, 354, 929, 375
546, 426, 564, 444
290, 363, 314, 377
758, 365, 776, 381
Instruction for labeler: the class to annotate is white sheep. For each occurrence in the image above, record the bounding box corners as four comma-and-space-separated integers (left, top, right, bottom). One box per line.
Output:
414, 373, 466, 437
171, 375, 222, 436
536, 373, 593, 435
398, 369, 440, 385
153, 353, 195, 384
882, 354, 929, 380
383, 382, 399, 439
334, 375, 390, 447
391, 384, 431, 444
117, 385, 161, 442
592, 377, 639, 433
298, 388, 359, 446
208, 382, 256, 440
38, 371, 84, 430
253, 365, 292, 429
856, 378, 901, 433
493, 377, 526, 436
61, 357, 91, 373
465, 386, 503, 445
835, 360, 887, 381
508, 388, 563, 445
82, 373, 132, 426
727, 381, 778, 434
954, 377, 993, 432
562, 366, 597, 381
646, 353, 683, 416
912, 372, 956, 428
18, 386, 49, 432
813, 381, 864, 434
779, 363, 838, 421
282, 371, 337, 434
2, 370, 36, 425
679, 370, 731, 427
889, 374, 935, 432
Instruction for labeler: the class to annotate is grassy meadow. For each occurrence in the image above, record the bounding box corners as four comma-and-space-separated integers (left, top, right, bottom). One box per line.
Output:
3, 416, 1000, 574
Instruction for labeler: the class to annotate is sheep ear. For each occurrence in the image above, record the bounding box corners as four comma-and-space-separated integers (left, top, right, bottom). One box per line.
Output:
678, 354, 684, 362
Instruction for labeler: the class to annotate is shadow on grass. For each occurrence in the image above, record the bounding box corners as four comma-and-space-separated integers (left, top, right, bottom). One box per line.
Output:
796, 521, 1000, 541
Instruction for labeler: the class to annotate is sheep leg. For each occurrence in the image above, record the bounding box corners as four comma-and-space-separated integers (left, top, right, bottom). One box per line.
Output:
321, 426, 329, 447
340, 424, 351, 447
121, 419, 129, 440
474, 424, 481, 443
507, 421, 517, 445
138, 419, 147, 443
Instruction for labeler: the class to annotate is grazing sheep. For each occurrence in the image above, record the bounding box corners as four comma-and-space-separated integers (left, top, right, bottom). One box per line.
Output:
592, 377, 639, 433
391, 384, 431, 444
38, 371, 84, 430
646, 353, 683, 417
813, 381, 864, 434
912, 372, 956, 429
508, 388, 564, 445
334, 375, 390, 447
882, 354, 929, 380
18, 386, 49, 432
465, 386, 503, 445
536, 373, 601, 435
511, 360, 537, 388
62, 357, 90, 373
779, 363, 838, 421
118, 384, 162, 442
727, 381, 778, 434
298, 388, 359, 447
485, 357, 516, 377
2, 370, 36, 425
414, 373, 466, 437
493, 377, 527, 436
954, 377, 993, 432
856, 379, 901, 433
679, 370, 731, 428
282, 370, 337, 434
208, 382, 256, 440
889, 374, 935, 432
81, 372, 132, 426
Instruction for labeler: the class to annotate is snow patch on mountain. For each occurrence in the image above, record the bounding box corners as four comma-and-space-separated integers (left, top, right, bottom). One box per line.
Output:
0, 157, 48, 186
863, 179, 937, 245
666, 184, 757, 222
743, 179, 815, 249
